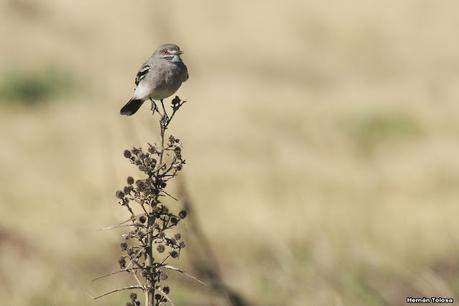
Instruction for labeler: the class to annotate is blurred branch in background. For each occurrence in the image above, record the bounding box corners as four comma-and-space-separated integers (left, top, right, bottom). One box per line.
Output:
177, 178, 253, 306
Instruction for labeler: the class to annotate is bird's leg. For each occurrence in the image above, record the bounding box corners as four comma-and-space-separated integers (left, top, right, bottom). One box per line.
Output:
159, 99, 169, 130
160, 99, 167, 118
150, 98, 159, 116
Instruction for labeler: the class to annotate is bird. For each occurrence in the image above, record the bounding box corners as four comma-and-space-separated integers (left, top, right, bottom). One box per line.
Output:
120, 43, 188, 116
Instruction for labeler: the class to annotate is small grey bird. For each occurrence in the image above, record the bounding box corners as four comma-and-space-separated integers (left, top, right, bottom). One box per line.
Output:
120, 43, 188, 116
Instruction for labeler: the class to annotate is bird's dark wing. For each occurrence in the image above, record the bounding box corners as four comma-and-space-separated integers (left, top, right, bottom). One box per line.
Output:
135, 65, 151, 87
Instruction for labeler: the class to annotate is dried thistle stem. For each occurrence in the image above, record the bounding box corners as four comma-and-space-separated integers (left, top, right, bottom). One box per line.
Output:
95, 96, 189, 306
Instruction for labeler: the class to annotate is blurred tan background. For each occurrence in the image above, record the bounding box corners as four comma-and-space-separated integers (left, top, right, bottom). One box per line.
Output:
1, 0, 459, 305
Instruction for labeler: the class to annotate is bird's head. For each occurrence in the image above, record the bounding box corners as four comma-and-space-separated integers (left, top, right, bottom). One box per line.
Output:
155, 44, 183, 62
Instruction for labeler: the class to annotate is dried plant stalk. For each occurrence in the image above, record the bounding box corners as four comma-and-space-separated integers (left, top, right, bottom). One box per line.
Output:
95, 96, 193, 306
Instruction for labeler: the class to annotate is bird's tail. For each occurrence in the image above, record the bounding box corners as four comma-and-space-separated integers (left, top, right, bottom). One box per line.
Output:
120, 98, 144, 116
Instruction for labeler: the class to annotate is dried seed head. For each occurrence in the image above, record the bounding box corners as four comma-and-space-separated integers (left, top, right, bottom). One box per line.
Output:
179, 241, 186, 248
123, 150, 132, 158
174, 233, 181, 240
172, 96, 181, 106
137, 231, 146, 239
136, 180, 146, 190
148, 144, 158, 154
163, 286, 170, 294
160, 272, 168, 280
138, 215, 147, 223
118, 257, 126, 269
127, 176, 134, 185
170, 250, 179, 258
144, 156, 154, 165
120, 242, 128, 251
132, 147, 141, 155
130, 292, 137, 301
154, 294, 162, 300
126, 302, 134, 306
116, 190, 125, 199
179, 210, 187, 219
170, 217, 178, 225
157, 244, 165, 253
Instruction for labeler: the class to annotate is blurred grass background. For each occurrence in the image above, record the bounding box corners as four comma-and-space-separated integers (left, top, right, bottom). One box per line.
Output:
1, 0, 459, 305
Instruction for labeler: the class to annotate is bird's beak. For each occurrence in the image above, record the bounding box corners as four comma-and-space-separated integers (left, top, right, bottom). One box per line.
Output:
172, 50, 183, 55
